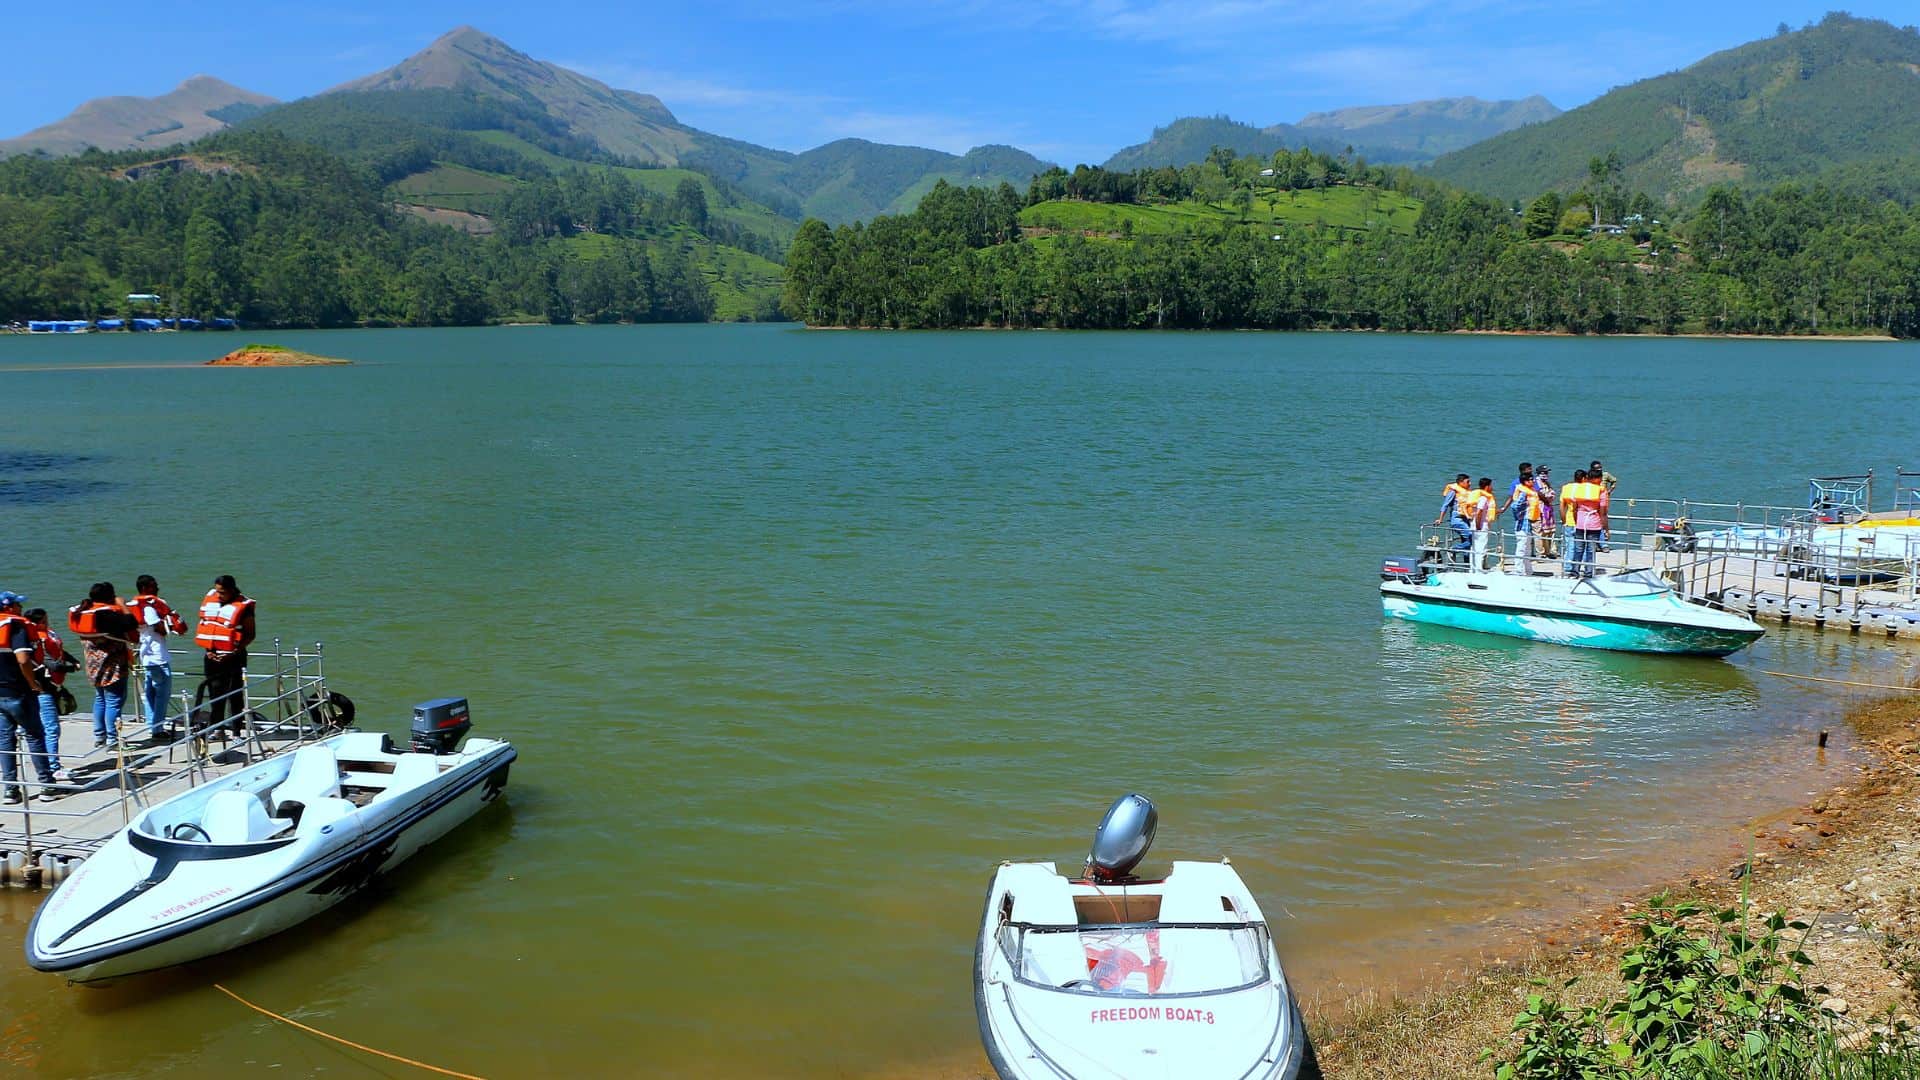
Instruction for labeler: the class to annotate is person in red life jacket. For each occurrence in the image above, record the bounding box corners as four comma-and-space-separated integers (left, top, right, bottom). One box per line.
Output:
128, 575, 187, 744
195, 575, 256, 738
0, 591, 58, 803
24, 608, 79, 784
70, 582, 137, 749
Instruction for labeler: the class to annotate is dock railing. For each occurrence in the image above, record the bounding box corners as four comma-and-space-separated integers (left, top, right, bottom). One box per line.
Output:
1, 639, 341, 878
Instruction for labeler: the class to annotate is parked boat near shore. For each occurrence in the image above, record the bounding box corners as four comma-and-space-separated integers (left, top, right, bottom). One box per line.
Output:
1380, 566, 1764, 656
975, 795, 1316, 1079
26, 699, 513, 983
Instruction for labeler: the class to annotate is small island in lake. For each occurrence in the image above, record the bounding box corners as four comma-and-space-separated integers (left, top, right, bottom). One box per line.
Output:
207, 344, 351, 367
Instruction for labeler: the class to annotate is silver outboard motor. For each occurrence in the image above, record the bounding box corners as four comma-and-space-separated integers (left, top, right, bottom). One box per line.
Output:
410, 697, 471, 754
1085, 793, 1158, 883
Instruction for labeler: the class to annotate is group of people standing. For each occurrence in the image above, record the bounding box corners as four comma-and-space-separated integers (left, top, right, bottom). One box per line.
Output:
1436, 461, 1619, 577
0, 575, 256, 803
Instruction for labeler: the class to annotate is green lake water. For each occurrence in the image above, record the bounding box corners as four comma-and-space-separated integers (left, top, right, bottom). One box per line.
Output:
0, 325, 1916, 1077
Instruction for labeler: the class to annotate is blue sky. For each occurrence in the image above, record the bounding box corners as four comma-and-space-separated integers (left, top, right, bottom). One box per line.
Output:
5, 2, 1916, 165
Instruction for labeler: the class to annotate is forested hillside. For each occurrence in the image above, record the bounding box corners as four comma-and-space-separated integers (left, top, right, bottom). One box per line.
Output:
781, 148, 1920, 337
1427, 13, 1920, 203
0, 131, 768, 327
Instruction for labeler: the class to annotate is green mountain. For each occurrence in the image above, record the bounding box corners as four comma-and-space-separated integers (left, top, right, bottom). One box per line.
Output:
1426, 13, 1920, 203
1102, 97, 1557, 171
0, 76, 275, 158
690, 138, 1052, 224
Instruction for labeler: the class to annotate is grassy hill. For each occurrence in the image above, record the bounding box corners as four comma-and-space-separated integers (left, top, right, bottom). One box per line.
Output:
0, 76, 274, 158
1019, 186, 1423, 236
1427, 14, 1920, 203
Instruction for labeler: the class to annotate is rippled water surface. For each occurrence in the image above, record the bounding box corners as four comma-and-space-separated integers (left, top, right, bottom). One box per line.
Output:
0, 327, 1917, 1077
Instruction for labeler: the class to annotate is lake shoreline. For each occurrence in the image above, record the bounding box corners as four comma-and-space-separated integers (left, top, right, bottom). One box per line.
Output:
801, 324, 1903, 340
1316, 685, 1920, 1076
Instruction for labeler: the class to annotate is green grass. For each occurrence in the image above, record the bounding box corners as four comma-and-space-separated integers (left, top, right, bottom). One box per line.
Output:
389, 163, 519, 212
1018, 186, 1424, 238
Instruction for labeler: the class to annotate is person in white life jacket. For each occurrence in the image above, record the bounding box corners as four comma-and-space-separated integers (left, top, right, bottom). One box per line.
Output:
194, 575, 256, 737
127, 575, 187, 743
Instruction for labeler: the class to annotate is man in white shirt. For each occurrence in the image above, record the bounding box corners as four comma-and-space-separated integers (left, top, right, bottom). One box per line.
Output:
127, 575, 186, 743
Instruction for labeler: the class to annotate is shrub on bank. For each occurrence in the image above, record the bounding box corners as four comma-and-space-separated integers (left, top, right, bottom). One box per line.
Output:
1488, 894, 1920, 1078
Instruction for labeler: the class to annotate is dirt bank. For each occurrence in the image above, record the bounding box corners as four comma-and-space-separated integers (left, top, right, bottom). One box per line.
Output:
1316, 688, 1920, 1077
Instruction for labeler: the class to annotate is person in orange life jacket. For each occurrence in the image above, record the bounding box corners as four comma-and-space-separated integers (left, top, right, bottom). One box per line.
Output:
195, 575, 256, 737
1433, 473, 1474, 560
1589, 459, 1617, 550
128, 575, 187, 743
1561, 470, 1609, 578
25, 609, 78, 784
1465, 477, 1497, 572
0, 591, 58, 803
70, 582, 136, 748
1499, 462, 1542, 574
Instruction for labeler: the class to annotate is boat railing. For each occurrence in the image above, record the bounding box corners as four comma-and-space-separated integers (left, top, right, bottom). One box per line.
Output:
0, 640, 342, 870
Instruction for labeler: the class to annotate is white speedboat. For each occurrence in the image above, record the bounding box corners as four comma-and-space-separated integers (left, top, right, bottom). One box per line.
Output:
975, 795, 1317, 1079
27, 698, 514, 983
1380, 565, 1764, 656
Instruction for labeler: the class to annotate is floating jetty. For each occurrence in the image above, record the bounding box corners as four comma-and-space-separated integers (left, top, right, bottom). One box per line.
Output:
1415, 469, 1920, 640
0, 641, 341, 889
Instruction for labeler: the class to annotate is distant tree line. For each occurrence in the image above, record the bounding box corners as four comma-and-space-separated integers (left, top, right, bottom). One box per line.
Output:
779, 148, 1920, 336
0, 130, 732, 327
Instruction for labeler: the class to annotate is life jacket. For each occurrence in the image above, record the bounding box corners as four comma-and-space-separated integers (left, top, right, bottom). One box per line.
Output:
1562, 482, 1603, 526
194, 590, 255, 655
26, 623, 66, 686
67, 600, 127, 639
1442, 481, 1472, 515
1510, 480, 1541, 521
128, 593, 187, 636
0, 613, 29, 655
1462, 488, 1495, 524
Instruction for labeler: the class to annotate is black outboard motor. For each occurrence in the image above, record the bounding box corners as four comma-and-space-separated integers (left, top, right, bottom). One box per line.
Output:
410, 697, 471, 754
1381, 556, 1424, 583
1085, 793, 1158, 883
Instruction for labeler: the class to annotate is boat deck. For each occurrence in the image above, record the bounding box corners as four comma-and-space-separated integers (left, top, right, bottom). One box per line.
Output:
0, 643, 337, 888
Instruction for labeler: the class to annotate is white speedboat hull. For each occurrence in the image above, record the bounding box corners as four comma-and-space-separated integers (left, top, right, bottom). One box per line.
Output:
27, 730, 514, 983
1381, 570, 1763, 656
975, 860, 1313, 1079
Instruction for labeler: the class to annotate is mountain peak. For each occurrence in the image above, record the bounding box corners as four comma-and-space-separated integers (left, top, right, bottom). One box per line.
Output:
0, 75, 274, 158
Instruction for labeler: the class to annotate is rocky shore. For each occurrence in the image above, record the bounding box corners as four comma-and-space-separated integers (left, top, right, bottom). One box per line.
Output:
1315, 688, 1920, 1077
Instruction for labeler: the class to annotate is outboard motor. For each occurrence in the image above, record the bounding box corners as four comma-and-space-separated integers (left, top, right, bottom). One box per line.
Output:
1085, 793, 1158, 883
410, 697, 471, 754
1381, 556, 1424, 583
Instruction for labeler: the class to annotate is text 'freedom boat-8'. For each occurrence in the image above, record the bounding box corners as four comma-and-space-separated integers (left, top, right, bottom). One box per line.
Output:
975, 794, 1317, 1079
26, 698, 514, 983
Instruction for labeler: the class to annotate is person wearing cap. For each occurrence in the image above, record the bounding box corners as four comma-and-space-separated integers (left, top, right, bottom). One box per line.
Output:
1532, 465, 1558, 561
1590, 459, 1617, 550
0, 591, 59, 803
194, 575, 256, 737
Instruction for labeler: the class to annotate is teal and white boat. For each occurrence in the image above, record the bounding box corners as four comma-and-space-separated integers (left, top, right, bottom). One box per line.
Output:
1379, 566, 1764, 656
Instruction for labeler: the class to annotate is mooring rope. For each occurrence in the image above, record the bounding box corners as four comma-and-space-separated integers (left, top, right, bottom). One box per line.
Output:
213, 983, 487, 1079
1758, 669, 1920, 692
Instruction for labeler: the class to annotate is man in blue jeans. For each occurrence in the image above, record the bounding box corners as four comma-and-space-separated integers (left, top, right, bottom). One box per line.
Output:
0, 591, 59, 804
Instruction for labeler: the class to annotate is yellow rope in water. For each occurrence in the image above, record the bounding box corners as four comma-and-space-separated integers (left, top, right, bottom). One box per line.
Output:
213, 983, 487, 1079
1758, 670, 1920, 692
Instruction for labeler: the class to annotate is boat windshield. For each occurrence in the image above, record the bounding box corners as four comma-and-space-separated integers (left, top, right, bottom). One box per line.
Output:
1603, 569, 1671, 595
999, 922, 1271, 997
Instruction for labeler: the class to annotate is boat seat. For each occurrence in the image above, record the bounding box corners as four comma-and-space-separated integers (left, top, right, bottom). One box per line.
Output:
330, 731, 391, 764
372, 754, 443, 805
202, 790, 291, 844
271, 746, 342, 817
295, 796, 357, 836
